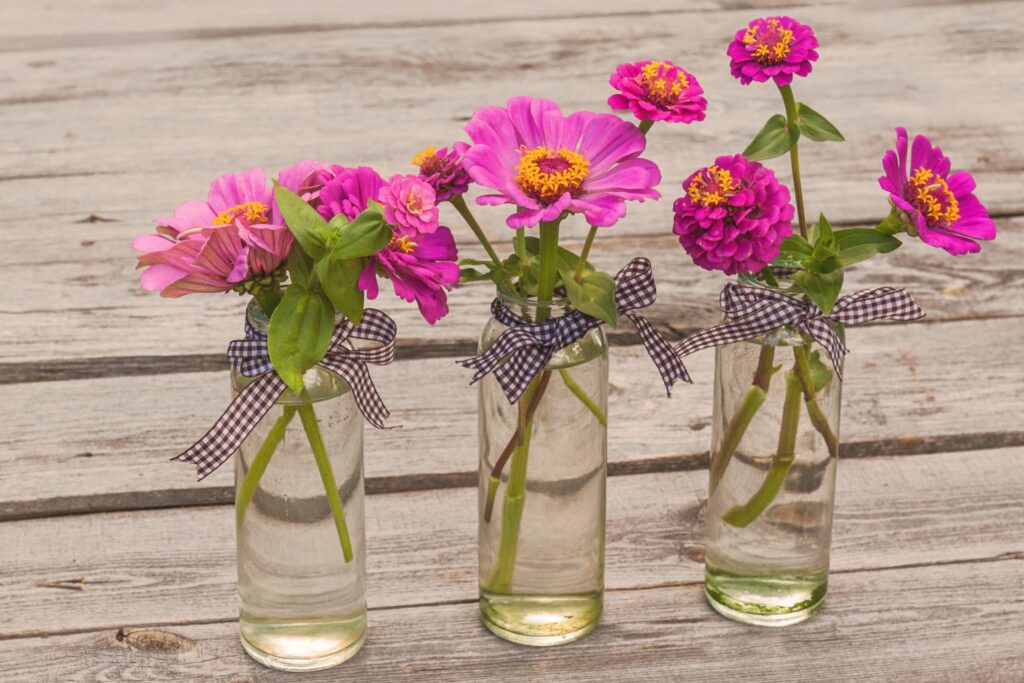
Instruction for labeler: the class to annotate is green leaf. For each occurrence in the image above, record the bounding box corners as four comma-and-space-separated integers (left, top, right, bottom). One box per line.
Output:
807, 350, 834, 393
834, 228, 902, 267
268, 286, 335, 394
287, 244, 313, 288
796, 103, 845, 142
558, 266, 618, 327
743, 114, 800, 161
327, 208, 392, 262
316, 257, 366, 325
273, 182, 329, 259
792, 269, 844, 315
459, 267, 493, 284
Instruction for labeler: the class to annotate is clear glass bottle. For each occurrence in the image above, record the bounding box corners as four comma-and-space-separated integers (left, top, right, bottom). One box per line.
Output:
232, 301, 367, 671
704, 321, 842, 627
478, 286, 609, 646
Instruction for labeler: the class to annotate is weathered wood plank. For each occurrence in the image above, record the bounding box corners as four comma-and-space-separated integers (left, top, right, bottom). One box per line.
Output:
1, 447, 1021, 640
5, 558, 1021, 682
0, 1, 1020, 235
1, 215, 1022, 367
2, 317, 1021, 518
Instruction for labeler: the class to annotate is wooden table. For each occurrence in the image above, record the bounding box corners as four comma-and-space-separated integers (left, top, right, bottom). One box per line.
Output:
2, 1, 1022, 680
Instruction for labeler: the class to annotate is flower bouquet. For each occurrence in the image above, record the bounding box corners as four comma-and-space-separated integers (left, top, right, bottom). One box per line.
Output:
663, 16, 996, 625
416, 88, 703, 645
132, 162, 459, 669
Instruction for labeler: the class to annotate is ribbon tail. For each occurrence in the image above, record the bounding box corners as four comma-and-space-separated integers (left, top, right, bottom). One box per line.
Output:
494, 346, 555, 404
319, 357, 392, 429
173, 373, 287, 480
801, 318, 848, 381
627, 313, 691, 395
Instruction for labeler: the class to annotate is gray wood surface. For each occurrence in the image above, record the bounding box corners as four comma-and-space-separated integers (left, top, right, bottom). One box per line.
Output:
1, 0, 1021, 680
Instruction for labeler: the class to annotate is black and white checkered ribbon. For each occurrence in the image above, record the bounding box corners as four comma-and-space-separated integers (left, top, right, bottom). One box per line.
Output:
458, 258, 691, 403
675, 284, 924, 380
174, 308, 397, 480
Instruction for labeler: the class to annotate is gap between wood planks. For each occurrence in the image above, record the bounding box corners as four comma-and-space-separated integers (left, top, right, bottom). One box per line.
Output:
4, 433, 1021, 523
1, 310, 1022, 385
2, 550, 1020, 643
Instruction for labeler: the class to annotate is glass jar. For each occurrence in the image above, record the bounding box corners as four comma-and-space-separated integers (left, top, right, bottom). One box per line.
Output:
232, 301, 367, 671
477, 286, 609, 646
704, 321, 842, 627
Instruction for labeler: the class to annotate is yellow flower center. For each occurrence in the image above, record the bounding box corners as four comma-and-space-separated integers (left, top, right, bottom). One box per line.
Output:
411, 146, 437, 169
212, 201, 270, 226
514, 146, 590, 203
743, 18, 794, 65
391, 235, 417, 254
638, 61, 689, 107
909, 167, 960, 226
687, 165, 737, 208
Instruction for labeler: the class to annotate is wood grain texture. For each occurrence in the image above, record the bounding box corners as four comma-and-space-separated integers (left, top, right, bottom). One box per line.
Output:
2, 447, 1021, 639
2, 317, 1022, 519
6, 554, 1023, 683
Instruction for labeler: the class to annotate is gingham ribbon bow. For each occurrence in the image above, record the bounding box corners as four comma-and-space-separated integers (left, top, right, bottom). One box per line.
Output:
458, 258, 691, 403
675, 284, 924, 380
174, 308, 397, 480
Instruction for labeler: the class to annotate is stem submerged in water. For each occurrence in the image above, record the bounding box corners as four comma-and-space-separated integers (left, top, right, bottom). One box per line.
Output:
299, 392, 354, 563
723, 371, 802, 528
236, 406, 297, 530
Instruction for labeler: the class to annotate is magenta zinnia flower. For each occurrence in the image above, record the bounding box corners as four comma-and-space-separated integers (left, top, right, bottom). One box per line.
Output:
462, 96, 661, 229
132, 162, 324, 297
608, 60, 707, 124
673, 154, 794, 275
879, 128, 995, 255
727, 16, 818, 87
412, 144, 471, 201
378, 174, 439, 237
316, 165, 459, 324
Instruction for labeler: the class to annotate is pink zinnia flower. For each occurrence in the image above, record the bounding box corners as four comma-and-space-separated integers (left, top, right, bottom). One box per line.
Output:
412, 144, 471, 201
132, 162, 324, 297
462, 96, 661, 229
360, 229, 460, 324
316, 165, 459, 324
608, 60, 707, 124
879, 128, 996, 255
727, 16, 818, 87
673, 154, 794, 275
378, 174, 440, 237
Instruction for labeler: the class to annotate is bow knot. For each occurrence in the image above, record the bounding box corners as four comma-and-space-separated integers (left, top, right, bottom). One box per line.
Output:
459, 258, 691, 403
174, 309, 397, 480
676, 283, 924, 379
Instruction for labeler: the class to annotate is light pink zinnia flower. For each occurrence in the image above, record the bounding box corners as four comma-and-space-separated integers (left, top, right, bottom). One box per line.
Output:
378, 174, 440, 237
879, 128, 996, 255
412, 144, 471, 201
316, 165, 459, 324
727, 16, 819, 87
462, 96, 661, 229
608, 60, 707, 124
673, 154, 794, 275
132, 162, 324, 297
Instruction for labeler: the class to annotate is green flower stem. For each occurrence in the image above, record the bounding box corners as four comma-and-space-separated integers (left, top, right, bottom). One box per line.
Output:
574, 225, 599, 282
451, 194, 502, 267
709, 344, 775, 492
792, 344, 839, 458
723, 371, 802, 528
638, 120, 655, 135
236, 406, 297, 530
535, 220, 561, 322
487, 219, 562, 592
779, 84, 807, 238
559, 368, 607, 427
298, 392, 354, 563
483, 371, 551, 523
488, 382, 537, 593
